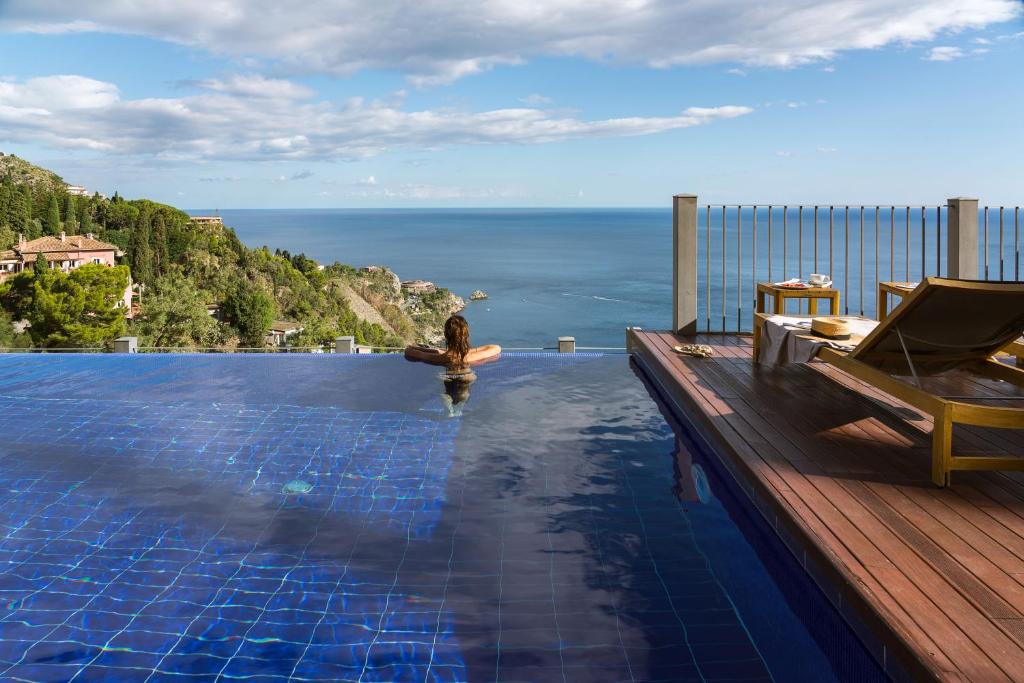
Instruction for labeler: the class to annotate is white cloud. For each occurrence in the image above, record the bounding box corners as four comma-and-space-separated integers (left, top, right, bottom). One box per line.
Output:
0, 74, 753, 161
346, 182, 524, 200
726, 68, 746, 76
924, 45, 964, 60
1, 1, 1018, 83
973, 37, 992, 44
821, 66, 835, 73
191, 74, 314, 99
816, 146, 838, 153
357, 175, 378, 186
775, 150, 792, 157
519, 94, 552, 105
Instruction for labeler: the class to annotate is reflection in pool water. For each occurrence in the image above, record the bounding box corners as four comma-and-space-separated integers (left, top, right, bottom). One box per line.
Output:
0, 353, 883, 681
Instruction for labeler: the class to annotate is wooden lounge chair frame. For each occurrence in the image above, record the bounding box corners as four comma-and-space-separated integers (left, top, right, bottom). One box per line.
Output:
816, 278, 1024, 487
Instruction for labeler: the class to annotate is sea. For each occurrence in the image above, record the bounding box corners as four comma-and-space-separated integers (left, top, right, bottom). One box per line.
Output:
204, 208, 1018, 348
209, 209, 672, 349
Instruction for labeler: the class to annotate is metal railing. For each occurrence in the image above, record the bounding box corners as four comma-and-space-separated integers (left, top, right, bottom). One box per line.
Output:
674, 196, 1021, 334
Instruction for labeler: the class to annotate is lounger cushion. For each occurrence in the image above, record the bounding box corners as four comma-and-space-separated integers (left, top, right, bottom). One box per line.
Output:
853, 278, 1024, 374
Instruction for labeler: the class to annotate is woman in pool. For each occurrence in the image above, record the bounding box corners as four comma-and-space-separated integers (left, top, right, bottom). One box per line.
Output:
404, 315, 501, 369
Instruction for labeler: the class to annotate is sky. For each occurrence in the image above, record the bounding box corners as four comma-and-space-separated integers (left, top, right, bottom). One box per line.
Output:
0, 1, 1022, 208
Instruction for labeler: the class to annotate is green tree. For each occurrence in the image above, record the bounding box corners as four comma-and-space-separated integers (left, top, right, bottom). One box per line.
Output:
151, 213, 169, 278
223, 281, 274, 347
131, 274, 220, 348
80, 210, 93, 234
7, 185, 34, 238
130, 209, 154, 284
28, 264, 129, 348
63, 195, 78, 234
0, 224, 15, 250
44, 195, 61, 235
0, 310, 30, 349
33, 252, 49, 277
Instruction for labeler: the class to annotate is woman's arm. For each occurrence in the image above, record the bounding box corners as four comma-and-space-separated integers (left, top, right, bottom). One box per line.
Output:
466, 344, 501, 364
404, 345, 447, 364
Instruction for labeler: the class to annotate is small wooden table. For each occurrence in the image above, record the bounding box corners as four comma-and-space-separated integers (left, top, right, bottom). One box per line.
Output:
756, 282, 840, 317
877, 281, 917, 321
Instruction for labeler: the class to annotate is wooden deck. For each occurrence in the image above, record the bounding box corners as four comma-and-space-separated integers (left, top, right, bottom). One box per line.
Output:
629, 331, 1024, 682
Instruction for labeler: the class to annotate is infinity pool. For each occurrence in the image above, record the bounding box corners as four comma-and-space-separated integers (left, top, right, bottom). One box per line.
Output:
0, 354, 883, 682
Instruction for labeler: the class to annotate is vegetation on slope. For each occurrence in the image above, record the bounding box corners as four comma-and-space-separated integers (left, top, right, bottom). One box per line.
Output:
0, 154, 463, 350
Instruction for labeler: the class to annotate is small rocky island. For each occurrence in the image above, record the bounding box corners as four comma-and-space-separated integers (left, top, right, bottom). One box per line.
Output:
470, 290, 489, 301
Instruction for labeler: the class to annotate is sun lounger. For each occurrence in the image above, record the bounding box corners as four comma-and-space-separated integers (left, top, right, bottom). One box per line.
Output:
815, 278, 1024, 486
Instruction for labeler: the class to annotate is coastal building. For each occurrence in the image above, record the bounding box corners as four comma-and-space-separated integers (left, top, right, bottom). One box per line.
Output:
401, 279, 436, 295
266, 320, 303, 347
190, 216, 223, 225
65, 184, 90, 197
0, 232, 132, 311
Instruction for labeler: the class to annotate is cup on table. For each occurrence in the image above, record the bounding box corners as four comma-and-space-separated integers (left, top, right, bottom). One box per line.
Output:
809, 273, 829, 286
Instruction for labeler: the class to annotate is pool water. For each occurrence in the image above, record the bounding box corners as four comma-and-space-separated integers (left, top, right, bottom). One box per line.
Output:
0, 354, 883, 682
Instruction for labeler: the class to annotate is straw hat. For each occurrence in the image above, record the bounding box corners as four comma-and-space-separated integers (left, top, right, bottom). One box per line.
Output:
810, 317, 851, 340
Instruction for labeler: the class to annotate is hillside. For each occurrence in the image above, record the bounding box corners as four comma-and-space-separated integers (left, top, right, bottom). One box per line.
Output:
0, 152, 65, 191
0, 156, 463, 349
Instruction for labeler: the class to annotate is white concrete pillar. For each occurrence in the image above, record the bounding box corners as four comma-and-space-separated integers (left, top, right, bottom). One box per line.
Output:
947, 197, 979, 280
114, 336, 137, 353
335, 336, 355, 354
673, 194, 698, 335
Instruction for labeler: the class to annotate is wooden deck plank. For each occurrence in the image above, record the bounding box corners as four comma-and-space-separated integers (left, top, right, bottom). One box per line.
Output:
631, 331, 1024, 682
689, 349, 1024, 678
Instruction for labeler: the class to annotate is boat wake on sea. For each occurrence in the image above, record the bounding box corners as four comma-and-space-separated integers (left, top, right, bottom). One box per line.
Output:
561, 292, 634, 304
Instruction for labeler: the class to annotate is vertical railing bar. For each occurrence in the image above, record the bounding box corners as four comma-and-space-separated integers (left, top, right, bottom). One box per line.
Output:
889, 206, 895, 282
705, 204, 711, 332
751, 206, 758, 326
844, 206, 849, 315
737, 205, 742, 332
936, 206, 941, 275
874, 206, 880, 318
828, 206, 834, 288
783, 205, 788, 281
721, 205, 726, 332
859, 206, 864, 316
904, 206, 910, 281
999, 206, 1005, 280
920, 206, 926, 280
768, 205, 773, 284
1016, 206, 1020, 281
814, 205, 819, 273
798, 205, 804, 313
984, 206, 989, 280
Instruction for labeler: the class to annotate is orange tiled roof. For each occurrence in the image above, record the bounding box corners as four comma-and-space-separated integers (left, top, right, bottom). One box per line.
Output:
17, 235, 118, 254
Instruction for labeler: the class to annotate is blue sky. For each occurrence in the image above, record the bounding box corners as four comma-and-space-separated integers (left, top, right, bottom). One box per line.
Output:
0, 1, 1021, 208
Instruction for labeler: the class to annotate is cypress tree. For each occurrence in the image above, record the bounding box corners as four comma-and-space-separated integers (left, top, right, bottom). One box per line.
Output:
80, 210, 93, 234
63, 195, 78, 234
44, 196, 60, 235
130, 210, 154, 285
33, 252, 49, 276
151, 213, 168, 277
0, 175, 12, 224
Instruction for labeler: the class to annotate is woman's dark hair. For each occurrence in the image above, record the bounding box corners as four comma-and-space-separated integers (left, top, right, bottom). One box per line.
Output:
444, 315, 471, 366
